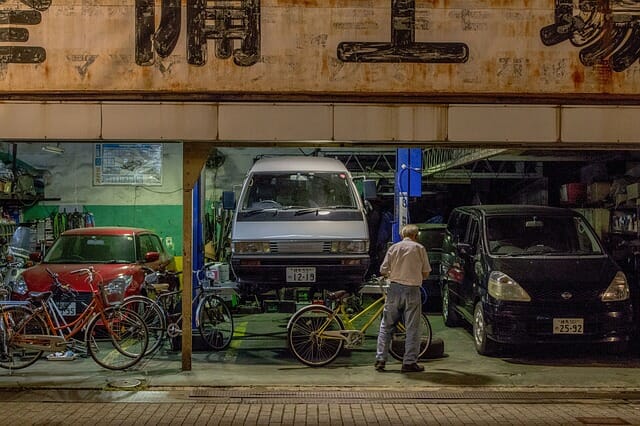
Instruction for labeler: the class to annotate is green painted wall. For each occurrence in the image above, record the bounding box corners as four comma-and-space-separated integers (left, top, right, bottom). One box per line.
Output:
23, 204, 183, 256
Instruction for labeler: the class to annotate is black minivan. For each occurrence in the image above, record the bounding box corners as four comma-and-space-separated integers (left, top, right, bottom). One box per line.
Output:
440, 205, 633, 355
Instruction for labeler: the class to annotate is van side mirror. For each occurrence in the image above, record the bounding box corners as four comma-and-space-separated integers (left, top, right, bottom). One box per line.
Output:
222, 190, 236, 210
362, 179, 378, 200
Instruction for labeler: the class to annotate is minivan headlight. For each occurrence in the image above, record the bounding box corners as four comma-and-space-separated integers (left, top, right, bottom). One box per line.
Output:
601, 271, 630, 302
488, 271, 531, 302
331, 240, 368, 254
233, 241, 271, 254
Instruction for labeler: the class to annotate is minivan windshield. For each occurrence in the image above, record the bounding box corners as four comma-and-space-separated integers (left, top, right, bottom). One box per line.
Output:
486, 215, 603, 256
241, 171, 357, 211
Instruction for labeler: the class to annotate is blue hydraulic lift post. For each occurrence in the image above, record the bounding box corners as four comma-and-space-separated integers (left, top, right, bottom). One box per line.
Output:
191, 176, 204, 328
393, 148, 422, 242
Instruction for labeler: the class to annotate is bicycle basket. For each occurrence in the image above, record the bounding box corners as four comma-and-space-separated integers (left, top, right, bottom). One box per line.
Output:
99, 279, 127, 306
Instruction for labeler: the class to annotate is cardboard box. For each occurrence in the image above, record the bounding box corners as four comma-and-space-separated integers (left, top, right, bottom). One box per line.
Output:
587, 182, 611, 203
574, 208, 610, 238
627, 183, 640, 200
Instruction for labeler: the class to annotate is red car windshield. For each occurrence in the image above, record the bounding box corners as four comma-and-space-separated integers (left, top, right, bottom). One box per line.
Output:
44, 234, 137, 264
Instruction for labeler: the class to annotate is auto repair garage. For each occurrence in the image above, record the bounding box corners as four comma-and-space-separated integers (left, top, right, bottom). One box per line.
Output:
1, 0, 640, 389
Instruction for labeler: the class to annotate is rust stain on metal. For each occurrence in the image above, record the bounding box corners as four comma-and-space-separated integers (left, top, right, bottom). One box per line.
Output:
571, 67, 585, 91
595, 62, 613, 91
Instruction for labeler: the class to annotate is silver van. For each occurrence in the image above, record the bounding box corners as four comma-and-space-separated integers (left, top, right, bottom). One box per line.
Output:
229, 156, 370, 294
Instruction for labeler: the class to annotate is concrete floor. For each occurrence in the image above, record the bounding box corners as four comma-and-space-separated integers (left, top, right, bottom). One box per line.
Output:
1, 312, 639, 392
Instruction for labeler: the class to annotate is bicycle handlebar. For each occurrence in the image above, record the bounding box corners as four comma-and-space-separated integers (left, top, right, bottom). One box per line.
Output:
69, 267, 102, 292
45, 267, 79, 297
70, 266, 95, 276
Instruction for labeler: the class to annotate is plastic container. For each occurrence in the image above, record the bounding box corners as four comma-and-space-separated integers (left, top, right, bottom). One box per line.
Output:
219, 263, 230, 282
206, 263, 221, 283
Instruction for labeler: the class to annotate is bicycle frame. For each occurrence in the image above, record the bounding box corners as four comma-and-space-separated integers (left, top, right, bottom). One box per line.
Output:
308, 293, 386, 347
10, 289, 113, 352
125, 266, 234, 354
1, 267, 150, 371
287, 280, 432, 366
152, 280, 215, 334
308, 285, 412, 344
335, 295, 385, 334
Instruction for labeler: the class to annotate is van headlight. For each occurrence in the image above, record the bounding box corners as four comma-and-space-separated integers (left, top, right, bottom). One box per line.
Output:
233, 241, 271, 254
601, 271, 630, 302
488, 271, 531, 302
331, 240, 369, 254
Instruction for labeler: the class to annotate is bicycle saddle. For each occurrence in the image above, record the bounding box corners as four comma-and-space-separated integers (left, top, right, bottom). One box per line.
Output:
28, 291, 52, 302
151, 283, 171, 293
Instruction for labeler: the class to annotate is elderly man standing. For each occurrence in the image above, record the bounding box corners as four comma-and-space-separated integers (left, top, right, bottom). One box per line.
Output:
375, 223, 431, 373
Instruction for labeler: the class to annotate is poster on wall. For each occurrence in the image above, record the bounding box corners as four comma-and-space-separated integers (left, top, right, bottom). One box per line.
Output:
94, 143, 163, 186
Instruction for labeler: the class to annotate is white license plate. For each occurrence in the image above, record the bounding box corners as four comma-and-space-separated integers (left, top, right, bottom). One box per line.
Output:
286, 267, 316, 283
57, 301, 77, 316
553, 318, 584, 334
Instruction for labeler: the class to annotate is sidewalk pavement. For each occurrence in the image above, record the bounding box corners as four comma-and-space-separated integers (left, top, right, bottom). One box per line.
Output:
1, 353, 640, 425
2, 312, 640, 424
1, 385, 640, 425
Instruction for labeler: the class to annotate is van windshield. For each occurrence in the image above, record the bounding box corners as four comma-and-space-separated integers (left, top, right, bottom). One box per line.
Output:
241, 171, 357, 211
486, 215, 603, 256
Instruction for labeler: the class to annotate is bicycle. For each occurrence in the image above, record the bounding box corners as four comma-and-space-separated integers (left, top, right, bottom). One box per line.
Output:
287, 277, 432, 366
121, 264, 234, 355
0, 267, 149, 370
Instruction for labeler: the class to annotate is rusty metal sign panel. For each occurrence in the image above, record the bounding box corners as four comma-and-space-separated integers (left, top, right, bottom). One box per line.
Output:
0, 0, 639, 95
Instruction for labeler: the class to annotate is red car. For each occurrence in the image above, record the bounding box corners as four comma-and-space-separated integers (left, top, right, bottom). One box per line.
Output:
14, 227, 173, 316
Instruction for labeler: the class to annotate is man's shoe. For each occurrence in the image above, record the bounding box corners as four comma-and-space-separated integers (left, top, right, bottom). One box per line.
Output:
374, 360, 386, 372
401, 363, 424, 373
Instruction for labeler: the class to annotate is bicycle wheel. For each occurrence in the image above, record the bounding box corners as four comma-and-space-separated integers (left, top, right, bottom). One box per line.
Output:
197, 294, 234, 350
287, 304, 344, 367
85, 307, 148, 370
389, 313, 432, 361
0, 305, 48, 370
121, 295, 166, 355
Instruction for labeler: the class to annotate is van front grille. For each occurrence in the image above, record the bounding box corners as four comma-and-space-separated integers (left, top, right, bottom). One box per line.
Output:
269, 241, 332, 254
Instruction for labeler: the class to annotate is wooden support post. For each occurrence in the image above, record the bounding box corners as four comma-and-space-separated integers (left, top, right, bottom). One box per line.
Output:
181, 142, 213, 371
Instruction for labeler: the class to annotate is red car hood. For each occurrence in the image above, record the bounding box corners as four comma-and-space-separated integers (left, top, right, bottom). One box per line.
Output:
22, 263, 143, 295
